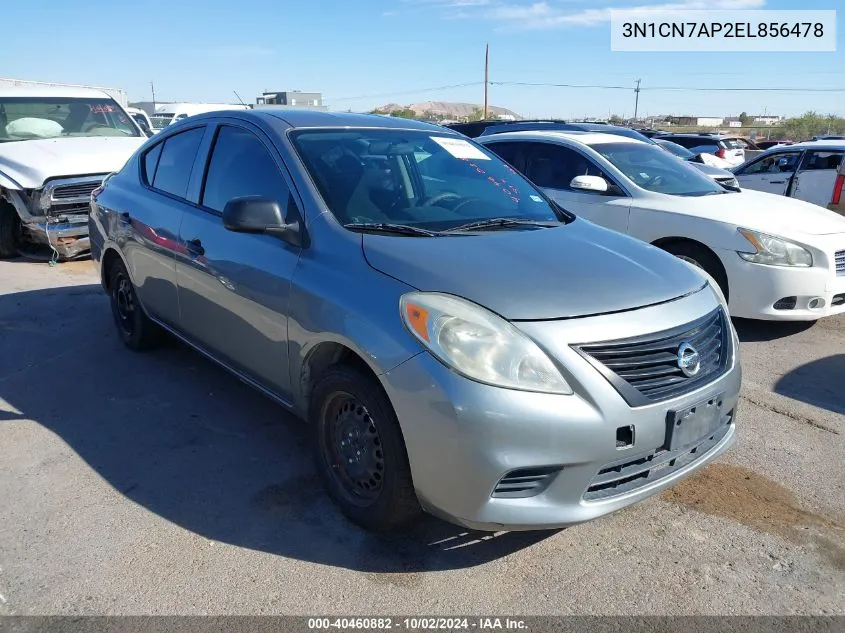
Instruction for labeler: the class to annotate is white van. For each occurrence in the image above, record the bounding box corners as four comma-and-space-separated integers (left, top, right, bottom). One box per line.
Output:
150, 102, 250, 130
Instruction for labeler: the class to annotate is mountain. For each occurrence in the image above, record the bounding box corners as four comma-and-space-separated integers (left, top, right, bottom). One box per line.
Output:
374, 101, 521, 120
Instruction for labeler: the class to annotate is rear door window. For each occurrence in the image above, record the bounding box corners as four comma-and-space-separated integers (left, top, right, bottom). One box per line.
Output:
150, 126, 205, 199
523, 143, 608, 190
484, 141, 531, 172
798, 150, 844, 172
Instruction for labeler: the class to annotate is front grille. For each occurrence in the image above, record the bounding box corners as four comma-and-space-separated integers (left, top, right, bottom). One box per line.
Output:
574, 308, 730, 407
51, 181, 101, 201
583, 410, 734, 501
492, 467, 560, 498
835, 250, 845, 276
833, 293, 845, 307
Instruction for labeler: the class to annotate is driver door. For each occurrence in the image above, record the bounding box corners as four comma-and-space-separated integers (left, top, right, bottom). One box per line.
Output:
520, 142, 631, 233
734, 151, 800, 196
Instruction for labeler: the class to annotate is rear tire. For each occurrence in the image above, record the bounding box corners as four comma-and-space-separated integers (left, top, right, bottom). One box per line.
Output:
662, 241, 730, 303
0, 202, 20, 259
311, 364, 421, 532
108, 258, 162, 351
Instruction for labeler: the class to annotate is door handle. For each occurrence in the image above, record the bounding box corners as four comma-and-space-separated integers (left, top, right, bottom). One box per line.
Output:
768, 180, 786, 184
185, 238, 205, 257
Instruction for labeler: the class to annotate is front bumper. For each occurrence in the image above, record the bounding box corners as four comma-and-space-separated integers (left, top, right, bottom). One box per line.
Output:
382, 288, 741, 531
22, 212, 90, 259
722, 251, 845, 321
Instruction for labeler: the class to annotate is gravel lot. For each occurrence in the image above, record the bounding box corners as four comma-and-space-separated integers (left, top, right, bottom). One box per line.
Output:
0, 258, 843, 615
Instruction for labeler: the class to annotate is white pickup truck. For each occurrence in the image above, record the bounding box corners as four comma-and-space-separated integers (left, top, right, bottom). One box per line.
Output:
0, 86, 147, 259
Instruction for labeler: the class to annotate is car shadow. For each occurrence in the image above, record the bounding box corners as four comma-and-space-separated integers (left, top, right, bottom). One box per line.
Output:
0, 284, 557, 573
732, 317, 816, 342
774, 354, 845, 415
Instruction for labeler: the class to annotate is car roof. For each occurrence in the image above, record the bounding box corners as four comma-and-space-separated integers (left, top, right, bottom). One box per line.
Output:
252, 109, 453, 132
476, 130, 644, 146
0, 86, 113, 99
760, 139, 845, 152
657, 133, 730, 139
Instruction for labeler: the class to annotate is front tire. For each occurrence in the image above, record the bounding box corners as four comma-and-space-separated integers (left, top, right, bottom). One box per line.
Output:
108, 259, 162, 351
663, 241, 730, 303
0, 202, 20, 259
311, 365, 420, 532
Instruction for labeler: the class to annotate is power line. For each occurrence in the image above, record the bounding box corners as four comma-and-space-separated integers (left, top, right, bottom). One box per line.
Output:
493, 81, 845, 93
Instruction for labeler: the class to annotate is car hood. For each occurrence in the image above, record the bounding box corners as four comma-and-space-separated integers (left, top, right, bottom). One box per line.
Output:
642, 188, 845, 237
0, 136, 146, 189
696, 153, 734, 169
362, 218, 706, 320
689, 161, 734, 178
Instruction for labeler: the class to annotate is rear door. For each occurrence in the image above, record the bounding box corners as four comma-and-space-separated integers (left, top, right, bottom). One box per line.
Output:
791, 149, 845, 207
125, 125, 207, 328
516, 141, 632, 233
733, 150, 802, 196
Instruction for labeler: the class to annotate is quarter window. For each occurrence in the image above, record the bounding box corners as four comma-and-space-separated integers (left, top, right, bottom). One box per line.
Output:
150, 127, 205, 199
201, 125, 290, 213
142, 142, 163, 185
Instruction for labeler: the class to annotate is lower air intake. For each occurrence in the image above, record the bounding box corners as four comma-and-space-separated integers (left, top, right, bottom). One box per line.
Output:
492, 467, 560, 498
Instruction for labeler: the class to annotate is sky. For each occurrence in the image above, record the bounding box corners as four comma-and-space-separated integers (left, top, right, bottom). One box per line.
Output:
5, 0, 844, 119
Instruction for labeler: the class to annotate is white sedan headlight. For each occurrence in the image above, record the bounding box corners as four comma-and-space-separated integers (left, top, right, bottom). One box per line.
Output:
737, 228, 812, 267
400, 292, 573, 395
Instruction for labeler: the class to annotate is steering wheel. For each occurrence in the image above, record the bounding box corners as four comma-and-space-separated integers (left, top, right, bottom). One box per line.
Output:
645, 174, 665, 188
421, 191, 461, 207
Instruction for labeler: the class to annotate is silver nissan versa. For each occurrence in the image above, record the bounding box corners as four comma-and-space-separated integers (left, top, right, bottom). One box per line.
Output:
89, 110, 741, 532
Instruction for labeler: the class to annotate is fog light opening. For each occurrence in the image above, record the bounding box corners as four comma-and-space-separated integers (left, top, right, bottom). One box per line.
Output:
773, 296, 797, 310
616, 425, 635, 449
808, 297, 826, 310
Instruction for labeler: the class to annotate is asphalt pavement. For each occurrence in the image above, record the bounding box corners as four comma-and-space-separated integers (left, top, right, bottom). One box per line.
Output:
0, 258, 842, 615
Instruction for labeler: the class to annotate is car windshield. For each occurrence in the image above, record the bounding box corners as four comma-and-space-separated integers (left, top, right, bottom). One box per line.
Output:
290, 129, 569, 232
592, 142, 728, 196
0, 97, 140, 141
656, 139, 695, 160
150, 113, 174, 130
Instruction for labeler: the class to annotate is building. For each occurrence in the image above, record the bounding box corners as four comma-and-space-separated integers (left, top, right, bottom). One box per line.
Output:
751, 115, 782, 126
256, 90, 326, 109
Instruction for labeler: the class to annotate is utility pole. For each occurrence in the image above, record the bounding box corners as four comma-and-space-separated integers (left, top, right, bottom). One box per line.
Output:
483, 43, 489, 120
633, 79, 641, 121
150, 81, 156, 109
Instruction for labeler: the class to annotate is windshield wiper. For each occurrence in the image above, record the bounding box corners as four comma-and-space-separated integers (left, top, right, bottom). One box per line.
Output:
444, 218, 561, 233
343, 222, 444, 237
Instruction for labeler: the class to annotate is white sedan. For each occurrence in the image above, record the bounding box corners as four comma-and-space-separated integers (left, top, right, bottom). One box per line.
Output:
477, 131, 845, 321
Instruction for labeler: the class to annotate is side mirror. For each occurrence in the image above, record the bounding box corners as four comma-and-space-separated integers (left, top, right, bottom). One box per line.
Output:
222, 196, 302, 247
570, 175, 609, 193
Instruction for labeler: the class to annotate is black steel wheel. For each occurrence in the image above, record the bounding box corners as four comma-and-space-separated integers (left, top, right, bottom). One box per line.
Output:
108, 258, 162, 351
311, 365, 420, 531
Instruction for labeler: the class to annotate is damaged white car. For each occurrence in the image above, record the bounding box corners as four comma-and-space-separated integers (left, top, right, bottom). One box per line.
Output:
0, 86, 147, 259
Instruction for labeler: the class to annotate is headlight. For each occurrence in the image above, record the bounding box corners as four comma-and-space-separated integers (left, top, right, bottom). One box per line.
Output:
399, 292, 573, 395
737, 228, 812, 267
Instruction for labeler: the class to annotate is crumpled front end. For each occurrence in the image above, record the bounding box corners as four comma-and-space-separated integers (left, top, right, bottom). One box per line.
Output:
5, 175, 107, 259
